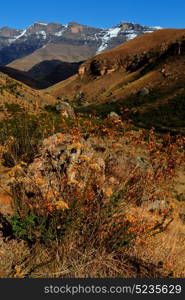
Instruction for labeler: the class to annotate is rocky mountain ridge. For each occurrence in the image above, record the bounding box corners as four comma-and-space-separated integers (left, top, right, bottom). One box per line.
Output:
0, 21, 161, 66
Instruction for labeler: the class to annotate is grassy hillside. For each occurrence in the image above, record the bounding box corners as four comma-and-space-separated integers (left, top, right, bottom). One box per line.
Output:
0, 71, 56, 115
47, 29, 185, 132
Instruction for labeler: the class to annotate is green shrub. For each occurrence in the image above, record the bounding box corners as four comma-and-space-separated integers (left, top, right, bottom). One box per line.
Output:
8, 211, 67, 244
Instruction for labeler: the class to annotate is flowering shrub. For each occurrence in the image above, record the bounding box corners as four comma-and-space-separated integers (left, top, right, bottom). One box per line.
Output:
0, 108, 184, 277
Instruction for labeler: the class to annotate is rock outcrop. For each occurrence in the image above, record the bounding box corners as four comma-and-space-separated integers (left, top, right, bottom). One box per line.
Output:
55, 101, 75, 118
10, 134, 107, 211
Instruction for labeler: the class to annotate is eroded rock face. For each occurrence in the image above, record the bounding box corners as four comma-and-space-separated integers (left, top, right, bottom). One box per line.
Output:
79, 60, 118, 77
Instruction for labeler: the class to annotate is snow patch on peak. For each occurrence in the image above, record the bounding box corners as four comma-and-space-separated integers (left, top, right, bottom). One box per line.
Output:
96, 27, 121, 54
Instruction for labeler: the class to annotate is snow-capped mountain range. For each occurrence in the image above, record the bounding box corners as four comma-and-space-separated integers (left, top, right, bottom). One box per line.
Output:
0, 21, 162, 66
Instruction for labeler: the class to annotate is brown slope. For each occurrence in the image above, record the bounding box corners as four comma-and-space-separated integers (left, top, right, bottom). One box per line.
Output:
46, 29, 185, 132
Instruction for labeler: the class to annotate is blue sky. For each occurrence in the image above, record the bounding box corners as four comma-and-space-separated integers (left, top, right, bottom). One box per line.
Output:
1, 0, 185, 29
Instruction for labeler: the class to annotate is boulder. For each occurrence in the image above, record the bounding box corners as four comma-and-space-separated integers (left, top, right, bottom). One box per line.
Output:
139, 87, 149, 96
